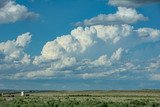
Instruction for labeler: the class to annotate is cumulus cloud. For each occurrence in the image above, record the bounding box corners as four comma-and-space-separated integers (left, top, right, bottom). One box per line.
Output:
0, 32, 32, 64
0, 0, 39, 24
0, 24, 160, 81
108, 0, 160, 7
137, 28, 160, 41
13, 52, 126, 80
16, 24, 158, 80
0, 25, 160, 81
91, 55, 112, 67
1, 1, 160, 85
35, 24, 160, 64
76, 7, 147, 26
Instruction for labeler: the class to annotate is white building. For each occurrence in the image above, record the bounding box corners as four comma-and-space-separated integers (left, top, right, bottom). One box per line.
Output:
21, 91, 24, 96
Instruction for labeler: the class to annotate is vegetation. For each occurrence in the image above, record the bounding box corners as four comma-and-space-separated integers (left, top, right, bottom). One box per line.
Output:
0, 90, 160, 107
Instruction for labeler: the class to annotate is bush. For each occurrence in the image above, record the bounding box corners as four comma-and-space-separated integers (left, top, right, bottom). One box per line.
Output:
130, 100, 146, 106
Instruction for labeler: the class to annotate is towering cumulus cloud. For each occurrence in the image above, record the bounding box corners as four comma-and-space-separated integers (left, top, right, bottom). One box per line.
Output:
12, 23, 158, 80
0, 0, 39, 24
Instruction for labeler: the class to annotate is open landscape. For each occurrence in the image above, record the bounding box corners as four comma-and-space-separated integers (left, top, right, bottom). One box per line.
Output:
1, 0, 160, 107
0, 90, 160, 107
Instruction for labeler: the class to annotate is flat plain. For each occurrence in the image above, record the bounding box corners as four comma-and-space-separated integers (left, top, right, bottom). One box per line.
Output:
0, 90, 160, 107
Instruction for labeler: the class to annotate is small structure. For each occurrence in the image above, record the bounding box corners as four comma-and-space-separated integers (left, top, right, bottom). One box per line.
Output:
21, 91, 24, 97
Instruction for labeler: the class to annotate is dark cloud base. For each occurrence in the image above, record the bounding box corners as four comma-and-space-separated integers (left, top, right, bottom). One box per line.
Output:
108, 0, 160, 7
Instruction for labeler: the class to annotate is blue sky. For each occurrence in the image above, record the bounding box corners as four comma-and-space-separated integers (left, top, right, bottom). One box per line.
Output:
0, 0, 113, 55
0, 0, 160, 90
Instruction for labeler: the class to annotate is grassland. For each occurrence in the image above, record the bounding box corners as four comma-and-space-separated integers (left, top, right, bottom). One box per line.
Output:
0, 90, 160, 107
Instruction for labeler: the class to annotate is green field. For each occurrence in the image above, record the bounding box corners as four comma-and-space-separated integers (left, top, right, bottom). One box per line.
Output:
0, 90, 160, 107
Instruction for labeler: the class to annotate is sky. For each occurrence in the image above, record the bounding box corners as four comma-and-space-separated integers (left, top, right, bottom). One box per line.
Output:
0, 0, 160, 90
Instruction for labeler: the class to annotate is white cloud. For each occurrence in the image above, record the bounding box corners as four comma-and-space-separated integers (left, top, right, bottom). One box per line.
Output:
76, 7, 147, 26
146, 56, 160, 72
16, 33, 32, 47
90, 48, 124, 67
35, 24, 160, 64
1, 1, 160, 83
150, 63, 160, 69
11, 47, 125, 80
108, 0, 160, 7
94, 24, 134, 44
52, 57, 77, 69
0, 0, 39, 24
12, 68, 54, 79
137, 28, 160, 42
91, 55, 112, 67
25, 24, 160, 80
80, 72, 106, 79
150, 74, 160, 81
111, 48, 124, 61
1, 24, 160, 80
21, 54, 31, 65
0, 32, 32, 63
79, 62, 136, 79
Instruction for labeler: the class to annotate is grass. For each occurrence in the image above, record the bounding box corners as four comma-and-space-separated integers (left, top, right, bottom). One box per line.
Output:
0, 90, 160, 107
